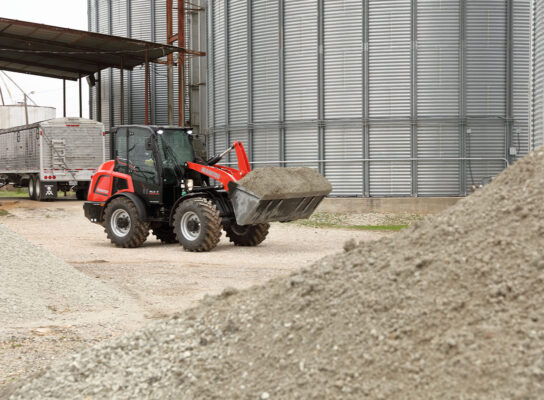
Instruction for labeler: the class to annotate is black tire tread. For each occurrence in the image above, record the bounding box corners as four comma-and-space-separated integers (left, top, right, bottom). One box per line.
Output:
224, 223, 270, 246
152, 225, 178, 244
104, 197, 149, 248
174, 197, 222, 252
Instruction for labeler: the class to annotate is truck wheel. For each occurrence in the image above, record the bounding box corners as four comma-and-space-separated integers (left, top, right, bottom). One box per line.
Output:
173, 197, 222, 252
224, 222, 270, 246
34, 177, 44, 201
152, 224, 178, 244
76, 188, 87, 201
104, 197, 149, 248
28, 176, 36, 200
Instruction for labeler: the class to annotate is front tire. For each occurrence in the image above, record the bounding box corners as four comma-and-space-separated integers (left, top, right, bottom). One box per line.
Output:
34, 177, 44, 201
173, 197, 222, 252
104, 197, 149, 248
224, 222, 270, 246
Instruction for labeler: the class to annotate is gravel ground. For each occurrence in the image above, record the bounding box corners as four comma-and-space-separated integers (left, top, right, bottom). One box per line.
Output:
0, 198, 389, 392
7, 149, 544, 398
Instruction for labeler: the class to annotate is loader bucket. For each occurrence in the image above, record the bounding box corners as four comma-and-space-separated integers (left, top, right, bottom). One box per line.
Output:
228, 167, 332, 226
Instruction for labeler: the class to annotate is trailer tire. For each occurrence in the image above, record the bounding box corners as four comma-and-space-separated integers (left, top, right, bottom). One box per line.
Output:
224, 222, 270, 246
28, 176, 36, 200
104, 197, 149, 248
152, 224, 178, 244
34, 177, 44, 201
174, 197, 222, 252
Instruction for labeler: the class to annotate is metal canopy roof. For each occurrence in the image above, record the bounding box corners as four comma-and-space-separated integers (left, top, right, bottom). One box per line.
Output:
0, 17, 189, 81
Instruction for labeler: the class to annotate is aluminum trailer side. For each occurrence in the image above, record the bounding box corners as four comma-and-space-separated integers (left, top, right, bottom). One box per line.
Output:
0, 117, 106, 200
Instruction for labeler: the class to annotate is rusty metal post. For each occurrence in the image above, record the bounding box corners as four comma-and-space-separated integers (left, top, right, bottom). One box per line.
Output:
167, 0, 174, 125
120, 57, 125, 124
178, 0, 185, 126
145, 48, 150, 125
63, 79, 66, 117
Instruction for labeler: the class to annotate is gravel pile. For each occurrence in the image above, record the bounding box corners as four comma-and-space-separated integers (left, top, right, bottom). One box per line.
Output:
10, 149, 544, 399
0, 223, 124, 331
236, 167, 332, 199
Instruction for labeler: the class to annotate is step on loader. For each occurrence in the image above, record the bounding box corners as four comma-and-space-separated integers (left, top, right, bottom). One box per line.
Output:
84, 125, 332, 251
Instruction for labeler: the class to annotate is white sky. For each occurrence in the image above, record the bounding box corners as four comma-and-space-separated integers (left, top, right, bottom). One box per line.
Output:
1, 0, 90, 118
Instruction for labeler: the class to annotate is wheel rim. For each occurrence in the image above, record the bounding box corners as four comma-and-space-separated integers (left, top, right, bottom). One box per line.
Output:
28, 178, 34, 198
180, 211, 201, 241
111, 209, 131, 237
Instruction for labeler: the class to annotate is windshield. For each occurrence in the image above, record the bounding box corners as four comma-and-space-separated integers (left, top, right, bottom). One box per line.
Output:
157, 129, 195, 166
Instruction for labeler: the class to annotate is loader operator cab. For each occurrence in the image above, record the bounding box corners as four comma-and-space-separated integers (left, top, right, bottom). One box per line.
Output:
110, 125, 200, 205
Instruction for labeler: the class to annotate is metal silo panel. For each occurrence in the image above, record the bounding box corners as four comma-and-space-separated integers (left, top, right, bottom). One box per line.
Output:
213, 0, 226, 129
368, 0, 412, 196
417, 0, 460, 196
465, 1, 507, 117
323, 0, 364, 195
323, 0, 363, 119
284, 0, 318, 121
253, 128, 280, 166
324, 126, 364, 196
228, 0, 249, 126
98, 2, 111, 129
207, 0, 215, 133
130, 0, 152, 125
284, 0, 318, 167
252, 0, 280, 123
153, 0, 170, 125
111, 0, 128, 127
533, 0, 544, 149
465, 121, 506, 190
465, 1, 507, 189
512, 0, 530, 159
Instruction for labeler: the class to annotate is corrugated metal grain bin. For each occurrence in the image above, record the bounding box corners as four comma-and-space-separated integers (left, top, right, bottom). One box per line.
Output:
206, 0, 531, 197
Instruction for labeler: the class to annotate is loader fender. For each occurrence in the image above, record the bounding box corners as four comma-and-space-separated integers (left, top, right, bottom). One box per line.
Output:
106, 192, 148, 221
169, 190, 233, 225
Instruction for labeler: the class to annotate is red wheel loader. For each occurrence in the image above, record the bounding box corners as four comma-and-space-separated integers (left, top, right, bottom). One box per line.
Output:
84, 126, 332, 251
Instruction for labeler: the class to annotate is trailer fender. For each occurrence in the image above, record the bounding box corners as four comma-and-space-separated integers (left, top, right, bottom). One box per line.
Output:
106, 192, 148, 221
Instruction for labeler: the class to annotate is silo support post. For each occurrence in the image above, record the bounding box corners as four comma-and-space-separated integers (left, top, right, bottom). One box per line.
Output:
120, 58, 125, 125
78, 76, 82, 118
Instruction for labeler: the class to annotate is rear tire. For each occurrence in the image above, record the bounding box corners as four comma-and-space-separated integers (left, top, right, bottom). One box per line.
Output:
152, 224, 178, 244
104, 197, 149, 248
174, 197, 222, 252
224, 222, 270, 246
28, 176, 36, 200
34, 177, 44, 201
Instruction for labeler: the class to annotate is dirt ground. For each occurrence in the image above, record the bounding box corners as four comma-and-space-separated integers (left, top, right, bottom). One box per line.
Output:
0, 197, 390, 388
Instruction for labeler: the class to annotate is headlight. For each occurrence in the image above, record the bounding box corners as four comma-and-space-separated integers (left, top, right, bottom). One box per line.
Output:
187, 130, 193, 135
186, 179, 194, 191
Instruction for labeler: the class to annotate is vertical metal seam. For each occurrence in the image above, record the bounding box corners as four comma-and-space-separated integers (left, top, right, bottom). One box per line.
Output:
411, 0, 418, 197
363, 0, 370, 197
279, 0, 285, 163
127, 0, 132, 124
224, 1, 230, 155
317, 0, 324, 175
247, 0, 253, 163
108, 0, 114, 128
210, 0, 215, 154
459, 0, 466, 196
505, 0, 513, 163
530, 0, 535, 151
151, 0, 156, 125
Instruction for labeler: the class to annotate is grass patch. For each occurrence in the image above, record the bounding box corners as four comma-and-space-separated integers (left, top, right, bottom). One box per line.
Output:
0, 209, 10, 217
292, 211, 419, 232
0, 187, 29, 198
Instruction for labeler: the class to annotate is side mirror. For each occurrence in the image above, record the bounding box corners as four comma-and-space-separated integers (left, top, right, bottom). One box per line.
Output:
145, 137, 153, 151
